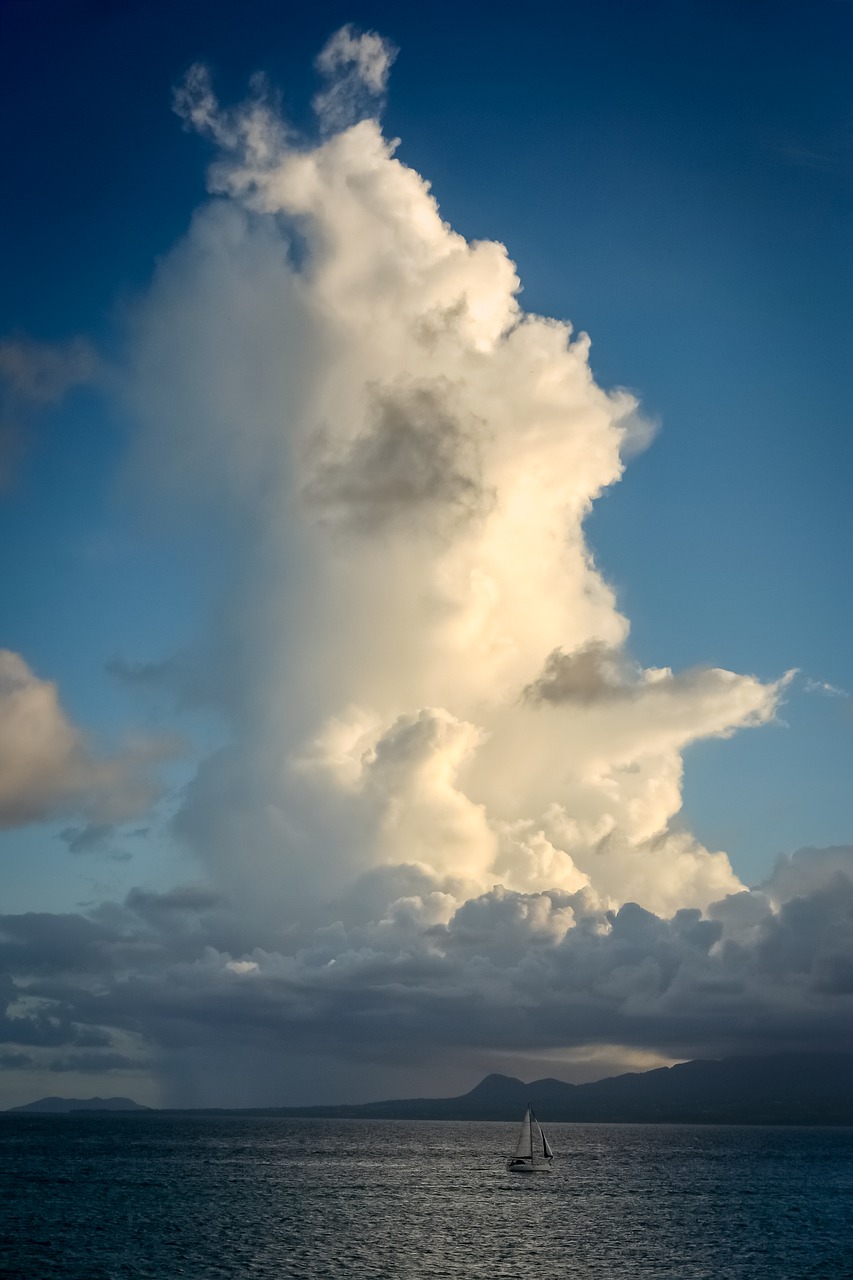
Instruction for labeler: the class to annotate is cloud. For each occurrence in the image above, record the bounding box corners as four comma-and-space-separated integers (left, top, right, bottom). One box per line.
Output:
0, 336, 99, 490
0, 650, 174, 831
106, 655, 184, 689
313, 25, 398, 130
304, 381, 490, 534
1, 848, 851, 1102
803, 677, 848, 699
105, 651, 215, 716
0, 1052, 32, 1070
524, 642, 639, 705
760, 846, 853, 905
5, 32, 833, 1105
0, 336, 98, 404
127, 49, 789, 931
58, 823, 117, 855
57, 822, 138, 862
48, 1052, 144, 1074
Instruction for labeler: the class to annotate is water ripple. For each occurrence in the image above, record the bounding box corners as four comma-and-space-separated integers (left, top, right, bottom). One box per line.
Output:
1, 1116, 851, 1278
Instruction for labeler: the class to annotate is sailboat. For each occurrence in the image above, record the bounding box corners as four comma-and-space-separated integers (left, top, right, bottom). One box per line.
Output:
506, 1104, 554, 1172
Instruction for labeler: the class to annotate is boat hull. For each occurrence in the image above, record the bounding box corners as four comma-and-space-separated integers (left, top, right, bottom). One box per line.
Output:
506, 1160, 552, 1173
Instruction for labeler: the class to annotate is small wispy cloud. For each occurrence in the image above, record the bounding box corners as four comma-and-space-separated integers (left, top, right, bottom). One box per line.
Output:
312, 24, 398, 130
772, 124, 853, 176
804, 677, 849, 699
59, 822, 117, 855
0, 335, 100, 491
0, 336, 98, 403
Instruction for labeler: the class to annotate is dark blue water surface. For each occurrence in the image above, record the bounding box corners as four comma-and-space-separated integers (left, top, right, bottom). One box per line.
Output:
1, 1116, 851, 1278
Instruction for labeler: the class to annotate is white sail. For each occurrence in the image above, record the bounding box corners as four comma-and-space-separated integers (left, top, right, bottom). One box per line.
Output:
513, 1105, 533, 1158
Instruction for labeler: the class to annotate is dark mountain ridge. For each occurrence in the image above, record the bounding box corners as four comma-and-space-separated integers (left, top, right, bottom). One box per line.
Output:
5, 1054, 851, 1123
267, 1053, 853, 1125
7, 1096, 151, 1114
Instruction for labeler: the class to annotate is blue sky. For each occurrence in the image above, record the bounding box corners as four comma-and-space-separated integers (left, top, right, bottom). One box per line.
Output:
0, 2, 851, 1104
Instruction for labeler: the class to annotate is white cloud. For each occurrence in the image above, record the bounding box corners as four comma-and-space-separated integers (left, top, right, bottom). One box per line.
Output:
123, 49, 791, 934
803, 676, 848, 698
313, 25, 398, 129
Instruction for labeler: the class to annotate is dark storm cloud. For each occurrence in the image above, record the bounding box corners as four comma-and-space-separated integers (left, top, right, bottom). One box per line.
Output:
1, 850, 852, 1099
0, 996, 111, 1051
124, 884, 224, 920
758, 845, 853, 901
0, 1052, 32, 1069
48, 1052, 144, 1074
0, 912, 119, 977
746, 875, 853, 993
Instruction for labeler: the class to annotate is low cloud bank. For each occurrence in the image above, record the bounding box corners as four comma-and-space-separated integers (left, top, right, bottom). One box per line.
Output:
0, 847, 851, 1104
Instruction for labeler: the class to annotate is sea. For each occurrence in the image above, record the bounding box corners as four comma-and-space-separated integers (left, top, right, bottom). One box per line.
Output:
1, 1116, 852, 1279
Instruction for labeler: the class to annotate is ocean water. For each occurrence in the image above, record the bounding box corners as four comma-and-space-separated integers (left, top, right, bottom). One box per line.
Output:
1, 1116, 851, 1279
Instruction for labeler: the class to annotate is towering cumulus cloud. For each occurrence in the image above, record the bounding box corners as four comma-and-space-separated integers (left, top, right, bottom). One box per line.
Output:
137, 29, 782, 928
6, 29, 848, 1107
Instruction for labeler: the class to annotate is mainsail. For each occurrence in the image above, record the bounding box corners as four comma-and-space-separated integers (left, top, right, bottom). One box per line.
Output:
513, 1106, 533, 1159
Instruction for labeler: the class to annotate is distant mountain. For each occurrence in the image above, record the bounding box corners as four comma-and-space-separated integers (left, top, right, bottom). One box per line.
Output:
7, 1096, 151, 1114
6, 1055, 851, 1123
268, 1053, 853, 1125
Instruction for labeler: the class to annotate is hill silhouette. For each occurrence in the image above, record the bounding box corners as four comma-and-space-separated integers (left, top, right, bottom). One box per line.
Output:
8, 1096, 150, 1114
268, 1053, 853, 1125
6, 1055, 851, 1123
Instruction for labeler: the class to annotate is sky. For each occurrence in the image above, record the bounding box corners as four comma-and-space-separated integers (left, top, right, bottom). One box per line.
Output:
0, 0, 851, 1108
